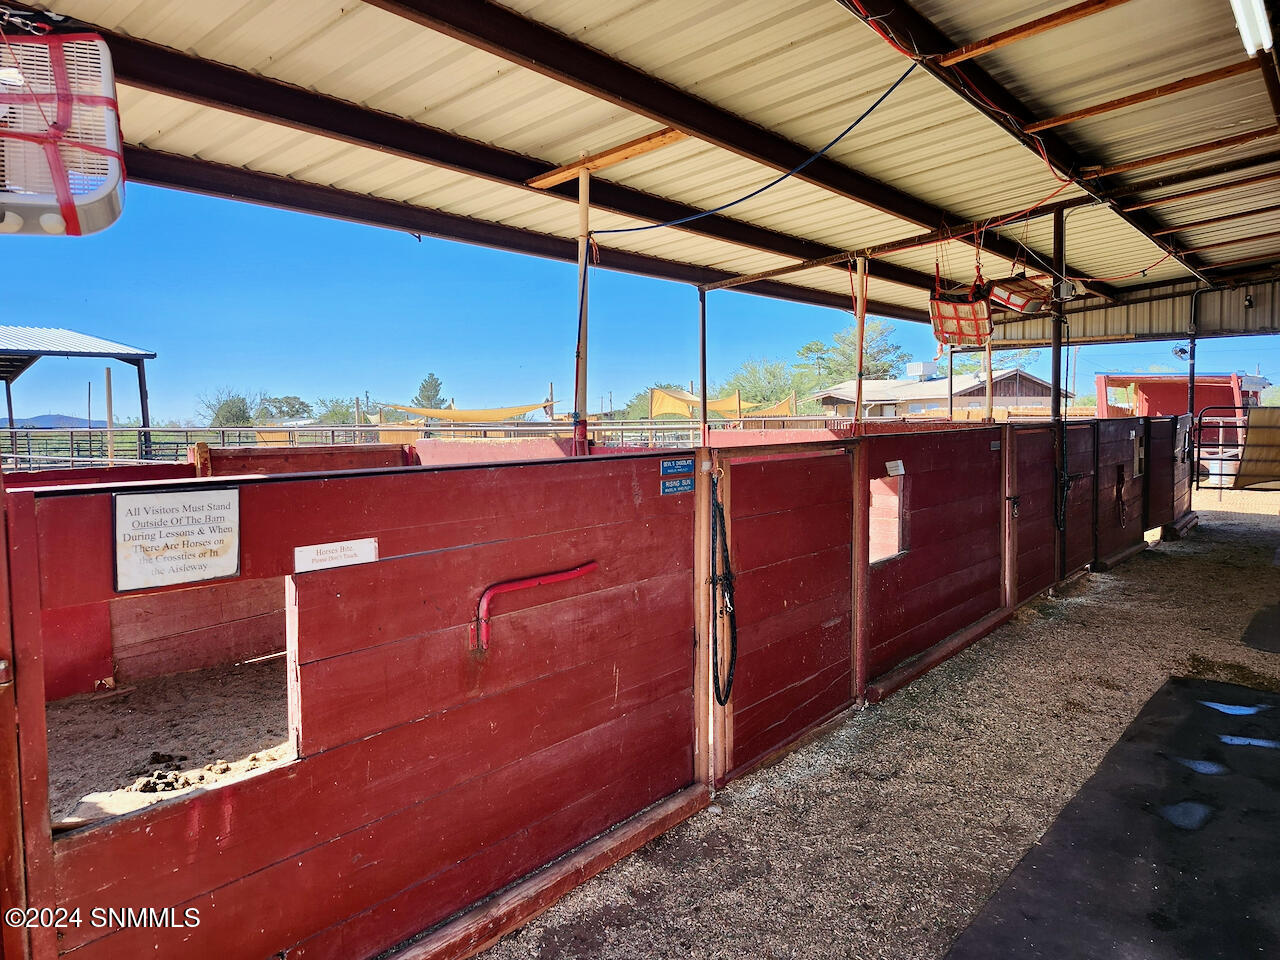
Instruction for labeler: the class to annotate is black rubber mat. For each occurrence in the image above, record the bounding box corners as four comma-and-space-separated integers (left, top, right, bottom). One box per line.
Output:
944, 677, 1280, 960
1243, 604, 1280, 653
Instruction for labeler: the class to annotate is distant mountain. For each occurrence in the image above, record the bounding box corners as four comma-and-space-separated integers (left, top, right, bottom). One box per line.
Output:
13, 415, 108, 429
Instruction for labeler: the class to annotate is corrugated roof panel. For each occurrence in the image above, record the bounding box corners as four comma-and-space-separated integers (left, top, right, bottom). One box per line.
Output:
0, 326, 154, 358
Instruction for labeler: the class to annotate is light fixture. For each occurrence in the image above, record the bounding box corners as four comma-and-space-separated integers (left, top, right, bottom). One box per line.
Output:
1230, 0, 1274, 56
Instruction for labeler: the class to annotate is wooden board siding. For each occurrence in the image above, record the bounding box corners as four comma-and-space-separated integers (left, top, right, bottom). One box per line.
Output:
1064, 424, 1098, 575
194, 443, 411, 476
4, 463, 197, 488
1096, 419, 1146, 566
1145, 418, 1176, 530
955, 372, 1053, 398
864, 430, 1003, 680
43, 453, 696, 959
1174, 415, 1193, 520
109, 578, 285, 681
1012, 426, 1056, 603
724, 452, 853, 779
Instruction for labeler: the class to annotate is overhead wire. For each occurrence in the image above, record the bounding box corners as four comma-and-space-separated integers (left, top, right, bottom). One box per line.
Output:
590, 61, 917, 237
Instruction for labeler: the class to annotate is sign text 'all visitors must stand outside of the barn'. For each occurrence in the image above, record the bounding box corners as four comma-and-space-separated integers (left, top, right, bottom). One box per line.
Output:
114, 488, 241, 591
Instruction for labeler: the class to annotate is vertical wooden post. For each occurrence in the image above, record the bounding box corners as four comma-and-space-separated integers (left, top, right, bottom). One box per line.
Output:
851, 441, 870, 704
134, 359, 151, 459
693, 449, 715, 788
984, 339, 994, 421
947, 347, 954, 421
6, 493, 57, 960
0, 475, 30, 960
1052, 207, 1067, 580
854, 257, 867, 431
572, 167, 590, 456
104, 366, 115, 466
1002, 424, 1017, 608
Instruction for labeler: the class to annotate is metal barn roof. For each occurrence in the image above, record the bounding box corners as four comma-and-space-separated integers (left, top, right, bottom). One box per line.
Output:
16, 0, 1280, 339
0, 326, 154, 382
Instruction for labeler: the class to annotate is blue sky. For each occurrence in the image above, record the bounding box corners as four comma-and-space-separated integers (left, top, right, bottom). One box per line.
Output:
2, 183, 1275, 422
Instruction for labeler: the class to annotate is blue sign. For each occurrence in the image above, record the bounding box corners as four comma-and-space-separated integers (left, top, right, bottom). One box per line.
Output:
660, 457, 695, 477
660, 476, 695, 496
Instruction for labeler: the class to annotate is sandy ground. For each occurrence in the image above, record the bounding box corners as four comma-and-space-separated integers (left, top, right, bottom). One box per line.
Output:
482, 489, 1280, 960
45, 654, 292, 826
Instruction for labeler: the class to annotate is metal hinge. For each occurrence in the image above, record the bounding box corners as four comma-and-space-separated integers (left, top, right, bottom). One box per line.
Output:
1006, 495, 1021, 518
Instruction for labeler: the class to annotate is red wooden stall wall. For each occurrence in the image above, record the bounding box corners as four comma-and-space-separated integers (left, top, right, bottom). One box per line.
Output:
724, 451, 853, 779
1064, 423, 1098, 575
1145, 417, 1176, 531
1012, 426, 1056, 603
863, 429, 1004, 681
1095, 418, 1147, 566
194, 443, 411, 476
25, 453, 696, 959
4, 463, 197, 488
1173, 414, 1193, 521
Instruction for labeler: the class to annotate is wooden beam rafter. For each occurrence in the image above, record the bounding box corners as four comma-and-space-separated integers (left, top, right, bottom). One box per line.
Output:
1023, 59, 1258, 134
1151, 202, 1280, 236
526, 128, 688, 189
1080, 126, 1280, 179
1122, 169, 1280, 211
935, 0, 1135, 67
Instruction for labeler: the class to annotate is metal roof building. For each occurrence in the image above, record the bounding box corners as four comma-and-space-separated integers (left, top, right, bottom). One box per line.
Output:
0, 326, 155, 428
15, 0, 1280, 348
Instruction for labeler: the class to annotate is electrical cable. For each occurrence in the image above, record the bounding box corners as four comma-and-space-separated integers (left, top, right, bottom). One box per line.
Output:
590, 62, 917, 237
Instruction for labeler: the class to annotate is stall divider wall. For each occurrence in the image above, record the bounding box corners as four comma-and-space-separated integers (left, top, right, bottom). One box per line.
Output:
0, 422, 1194, 960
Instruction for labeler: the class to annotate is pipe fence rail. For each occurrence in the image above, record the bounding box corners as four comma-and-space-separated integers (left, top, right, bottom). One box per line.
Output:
0, 418, 857, 470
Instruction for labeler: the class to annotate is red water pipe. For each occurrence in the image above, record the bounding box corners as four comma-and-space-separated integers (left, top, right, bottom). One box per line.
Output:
469, 561, 600, 650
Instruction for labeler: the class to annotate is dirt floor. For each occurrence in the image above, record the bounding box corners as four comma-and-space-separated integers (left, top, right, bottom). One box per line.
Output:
482, 489, 1280, 960
45, 654, 292, 826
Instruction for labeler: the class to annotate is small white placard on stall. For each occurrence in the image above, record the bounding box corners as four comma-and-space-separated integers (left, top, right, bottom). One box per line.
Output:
294, 537, 379, 573
885, 459, 905, 477
114, 488, 240, 591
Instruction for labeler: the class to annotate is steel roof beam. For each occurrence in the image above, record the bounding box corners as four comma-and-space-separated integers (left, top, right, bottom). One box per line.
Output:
2, 4, 939, 294
838, 1, 1209, 284
123, 147, 929, 322
362, 0, 1122, 299
1080, 126, 1280, 179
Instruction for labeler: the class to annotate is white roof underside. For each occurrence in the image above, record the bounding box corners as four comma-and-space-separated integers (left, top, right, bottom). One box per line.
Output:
22, 0, 1280, 338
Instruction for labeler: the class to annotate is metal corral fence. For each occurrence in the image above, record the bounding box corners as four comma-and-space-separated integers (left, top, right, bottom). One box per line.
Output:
1194, 405, 1280, 490
0, 418, 855, 470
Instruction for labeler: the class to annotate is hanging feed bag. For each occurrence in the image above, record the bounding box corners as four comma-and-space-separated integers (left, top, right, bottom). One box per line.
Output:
930, 278, 993, 348
990, 273, 1052, 314
0, 30, 124, 236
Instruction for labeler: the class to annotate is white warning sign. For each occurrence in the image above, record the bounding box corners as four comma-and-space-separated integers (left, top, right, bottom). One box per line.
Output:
114, 489, 240, 591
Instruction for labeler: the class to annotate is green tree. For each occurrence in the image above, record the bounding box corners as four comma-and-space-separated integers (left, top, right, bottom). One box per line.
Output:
949, 347, 1042, 375
255, 395, 314, 422
796, 320, 911, 383
412, 374, 445, 409
314, 396, 356, 424
197, 388, 259, 427
1262, 384, 1280, 405
716, 358, 822, 414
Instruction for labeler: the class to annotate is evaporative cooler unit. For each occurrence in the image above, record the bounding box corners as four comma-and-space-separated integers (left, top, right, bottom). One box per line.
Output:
0, 30, 123, 236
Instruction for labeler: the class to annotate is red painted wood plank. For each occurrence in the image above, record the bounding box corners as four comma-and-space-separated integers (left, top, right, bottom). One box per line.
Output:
731, 545, 851, 628
202, 443, 410, 476
61, 693, 692, 958
728, 453, 851, 518
4, 463, 196, 488
114, 611, 284, 681
40, 603, 112, 701
37, 455, 693, 610
731, 610, 851, 716
730, 659, 851, 776
298, 622, 691, 755
729, 500, 852, 573
55, 666, 693, 931
869, 587, 1002, 678
292, 524, 689, 666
